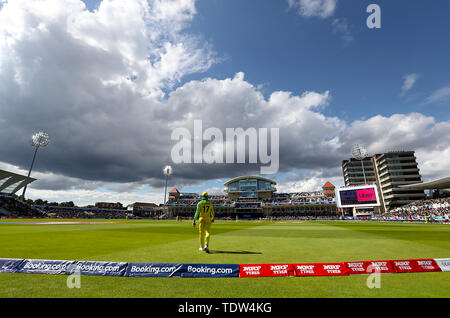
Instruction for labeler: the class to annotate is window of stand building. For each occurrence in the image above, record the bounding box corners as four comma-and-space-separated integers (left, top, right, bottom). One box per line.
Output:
258, 180, 272, 191
228, 182, 239, 192
239, 179, 257, 192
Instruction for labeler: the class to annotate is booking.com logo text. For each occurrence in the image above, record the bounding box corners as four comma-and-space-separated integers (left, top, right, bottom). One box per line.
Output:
171, 120, 279, 174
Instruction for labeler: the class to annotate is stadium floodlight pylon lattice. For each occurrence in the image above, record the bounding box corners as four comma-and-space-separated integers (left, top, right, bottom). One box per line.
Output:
31, 131, 50, 148
351, 144, 368, 184
21, 131, 50, 200
163, 165, 173, 209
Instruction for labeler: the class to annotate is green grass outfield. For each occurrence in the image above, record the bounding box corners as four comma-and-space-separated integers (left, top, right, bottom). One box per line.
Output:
0, 219, 449, 298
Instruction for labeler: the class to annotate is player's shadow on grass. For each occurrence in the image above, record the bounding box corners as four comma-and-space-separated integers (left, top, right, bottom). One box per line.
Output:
209, 250, 262, 255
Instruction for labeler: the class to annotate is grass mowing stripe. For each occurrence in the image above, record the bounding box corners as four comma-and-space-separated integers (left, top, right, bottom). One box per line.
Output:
328, 221, 450, 251
0, 272, 449, 298
0, 220, 265, 261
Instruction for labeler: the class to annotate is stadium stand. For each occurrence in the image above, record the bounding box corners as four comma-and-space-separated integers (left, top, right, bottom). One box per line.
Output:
383, 197, 450, 220
0, 195, 46, 217
167, 177, 338, 220
40, 206, 130, 219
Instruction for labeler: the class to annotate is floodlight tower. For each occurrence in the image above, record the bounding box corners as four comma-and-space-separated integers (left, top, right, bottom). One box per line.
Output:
21, 131, 51, 200
352, 144, 368, 184
162, 165, 173, 208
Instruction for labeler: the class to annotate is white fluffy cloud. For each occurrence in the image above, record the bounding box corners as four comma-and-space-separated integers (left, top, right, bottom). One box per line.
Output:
0, 0, 217, 181
27, 187, 164, 207
401, 73, 419, 94
289, 1, 348, 43
416, 147, 450, 181
277, 171, 343, 193
426, 86, 450, 104
342, 113, 450, 181
288, 0, 337, 18
0, 0, 214, 99
332, 18, 353, 43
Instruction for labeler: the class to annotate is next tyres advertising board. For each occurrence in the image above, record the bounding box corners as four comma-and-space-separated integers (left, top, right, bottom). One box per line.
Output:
335, 184, 381, 208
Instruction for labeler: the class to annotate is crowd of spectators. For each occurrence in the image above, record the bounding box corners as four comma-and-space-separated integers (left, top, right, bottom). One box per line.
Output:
0, 189, 338, 220
235, 203, 261, 208
269, 215, 339, 221
0, 195, 45, 217
168, 199, 234, 207
262, 198, 335, 206
383, 197, 450, 220
290, 191, 326, 198
271, 210, 337, 218
43, 207, 129, 219
173, 210, 233, 219
168, 191, 338, 220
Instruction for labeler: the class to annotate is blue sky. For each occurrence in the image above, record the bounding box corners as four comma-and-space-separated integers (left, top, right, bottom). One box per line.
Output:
1, 0, 449, 205
193, 0, 450, 121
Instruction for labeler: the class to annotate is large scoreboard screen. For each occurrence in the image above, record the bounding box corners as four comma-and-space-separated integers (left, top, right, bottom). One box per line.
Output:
335, 185, 381, 208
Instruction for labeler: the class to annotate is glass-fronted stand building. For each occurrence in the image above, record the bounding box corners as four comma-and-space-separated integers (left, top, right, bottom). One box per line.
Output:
224, 176, 277, 200
223, 176, 277, 218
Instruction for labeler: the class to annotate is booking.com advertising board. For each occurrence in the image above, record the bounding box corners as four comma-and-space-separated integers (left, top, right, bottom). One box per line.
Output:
0, 259, 240, 278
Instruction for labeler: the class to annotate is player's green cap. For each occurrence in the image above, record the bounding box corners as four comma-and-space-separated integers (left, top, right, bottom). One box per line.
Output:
202, 192, 208, 198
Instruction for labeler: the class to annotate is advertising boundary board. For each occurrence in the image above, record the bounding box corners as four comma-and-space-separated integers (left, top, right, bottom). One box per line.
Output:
0, 258, 24, 273
345, 260, 396, 275
176, 264, 239, 278
391, 259, 441, 273
294, 262, 348, 276
125, 263, 183, 277
434, 258, 450, 272
70, 261, 128, 276
0, 258, 448, 277
239, 264, 295, 277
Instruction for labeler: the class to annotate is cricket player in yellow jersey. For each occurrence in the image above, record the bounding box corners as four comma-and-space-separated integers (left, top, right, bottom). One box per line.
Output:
193, 192, 215, 253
